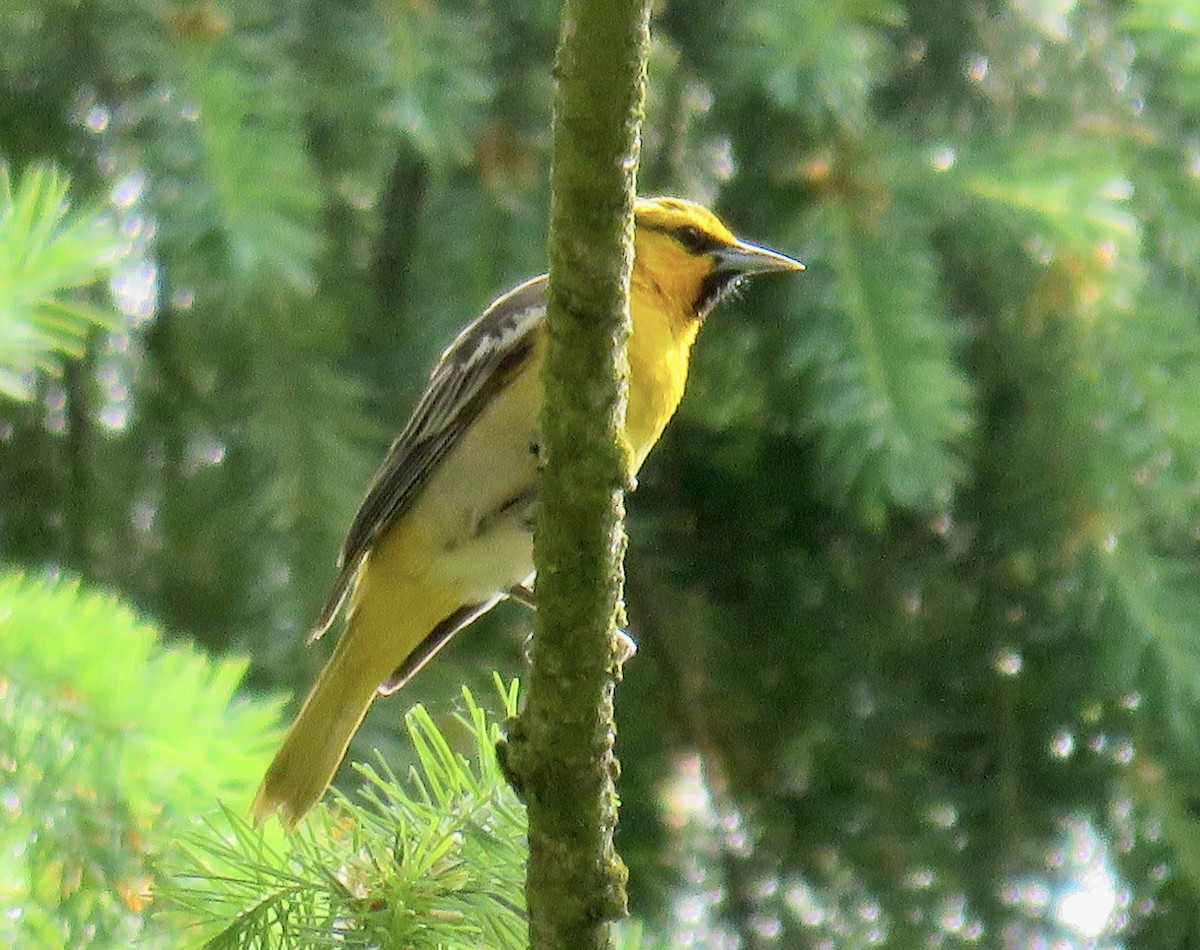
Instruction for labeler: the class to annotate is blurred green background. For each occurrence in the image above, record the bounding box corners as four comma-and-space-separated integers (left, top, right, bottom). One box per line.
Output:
6, 0, 1200, 946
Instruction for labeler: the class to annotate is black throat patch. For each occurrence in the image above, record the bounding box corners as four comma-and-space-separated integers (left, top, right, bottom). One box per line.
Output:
696, 271, 744, 321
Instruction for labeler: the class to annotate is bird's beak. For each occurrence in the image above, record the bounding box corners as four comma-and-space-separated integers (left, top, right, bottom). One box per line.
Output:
714, 239, 806, 275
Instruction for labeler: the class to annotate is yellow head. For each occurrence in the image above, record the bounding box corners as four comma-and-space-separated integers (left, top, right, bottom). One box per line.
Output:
632, 196, 805, 326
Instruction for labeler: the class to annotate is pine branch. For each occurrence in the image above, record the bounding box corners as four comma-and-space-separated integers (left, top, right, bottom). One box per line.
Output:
1089, 281, 1200, 534
0, 163, 120, 401
938, 136, 1138, 255
174, 35, 323, 294
1086, 546, 1200, 746
0, 570, 281, 948
94, 0, 324, 296
377, 2, 495, 168
723, 0, 901, 131
161, 684, 528, 950
798, 198, 971, 523
1123, 0, 1200, 119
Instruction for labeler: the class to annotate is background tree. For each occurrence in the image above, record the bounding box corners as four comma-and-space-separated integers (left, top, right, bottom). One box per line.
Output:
5, 0, 1200, 946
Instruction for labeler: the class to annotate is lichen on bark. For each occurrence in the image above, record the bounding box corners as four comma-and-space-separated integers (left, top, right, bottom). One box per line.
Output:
502, 0, 652, 947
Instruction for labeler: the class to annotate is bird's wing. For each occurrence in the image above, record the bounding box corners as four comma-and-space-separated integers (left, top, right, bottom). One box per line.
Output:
312, 276, 548, 638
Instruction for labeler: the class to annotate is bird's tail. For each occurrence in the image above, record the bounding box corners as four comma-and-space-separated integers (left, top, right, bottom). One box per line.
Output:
252, 527, 464, 829
251, 620, 389, 829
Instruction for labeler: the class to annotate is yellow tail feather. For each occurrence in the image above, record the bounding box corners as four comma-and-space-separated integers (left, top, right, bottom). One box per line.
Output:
253, 540, 461, 829
251, 625, 389, 830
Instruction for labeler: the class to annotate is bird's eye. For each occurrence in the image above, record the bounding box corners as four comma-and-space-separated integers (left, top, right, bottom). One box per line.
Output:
675, 225, 711, 254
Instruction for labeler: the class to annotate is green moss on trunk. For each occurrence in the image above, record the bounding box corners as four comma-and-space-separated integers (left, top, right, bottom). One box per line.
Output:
505, 0, 651, 948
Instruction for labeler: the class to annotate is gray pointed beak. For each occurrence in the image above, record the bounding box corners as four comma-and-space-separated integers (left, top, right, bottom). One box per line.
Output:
714, 239, 806, 275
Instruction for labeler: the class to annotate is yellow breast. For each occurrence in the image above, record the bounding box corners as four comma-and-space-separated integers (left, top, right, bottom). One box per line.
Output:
625, 278, 699, 471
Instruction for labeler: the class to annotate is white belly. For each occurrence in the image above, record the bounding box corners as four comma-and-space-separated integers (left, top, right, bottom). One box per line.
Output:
406, 368, 541, 603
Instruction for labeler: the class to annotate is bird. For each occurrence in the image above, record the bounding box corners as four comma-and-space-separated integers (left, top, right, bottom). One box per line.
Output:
252, 196, 805, 828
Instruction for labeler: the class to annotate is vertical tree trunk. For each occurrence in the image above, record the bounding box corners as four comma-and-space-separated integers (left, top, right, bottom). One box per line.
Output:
505, 0, 651, 948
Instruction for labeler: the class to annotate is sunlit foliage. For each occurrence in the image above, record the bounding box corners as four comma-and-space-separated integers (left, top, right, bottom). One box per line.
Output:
5, 0, 1200, 946
0, 571, 280, 947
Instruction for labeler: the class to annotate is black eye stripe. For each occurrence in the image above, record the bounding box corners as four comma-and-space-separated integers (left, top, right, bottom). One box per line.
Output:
674, 224, 719, 255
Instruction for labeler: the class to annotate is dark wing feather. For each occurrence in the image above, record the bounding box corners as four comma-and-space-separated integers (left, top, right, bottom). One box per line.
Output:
311, 276, 548, 638
377, 597, 501, 694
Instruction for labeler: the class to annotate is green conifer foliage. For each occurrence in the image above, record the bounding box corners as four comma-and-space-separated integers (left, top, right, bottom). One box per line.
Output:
7, 0, 1200, 945
0, 571, 280, 947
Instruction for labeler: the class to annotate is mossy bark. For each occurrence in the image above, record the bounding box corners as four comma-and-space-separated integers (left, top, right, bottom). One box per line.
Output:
505, 0, 651, 947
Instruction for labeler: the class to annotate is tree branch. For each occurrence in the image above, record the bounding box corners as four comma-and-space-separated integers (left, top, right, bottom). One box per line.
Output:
504, 0, 651, 947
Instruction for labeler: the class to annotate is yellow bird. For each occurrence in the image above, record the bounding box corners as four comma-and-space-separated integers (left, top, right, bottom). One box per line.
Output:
252, 197, 804, 828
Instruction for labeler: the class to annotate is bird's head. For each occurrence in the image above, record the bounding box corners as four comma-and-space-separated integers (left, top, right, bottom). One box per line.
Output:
632, 196, 804, 323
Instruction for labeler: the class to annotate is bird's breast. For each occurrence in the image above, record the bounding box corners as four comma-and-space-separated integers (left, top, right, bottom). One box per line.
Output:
404, 296, 694, 603
625, 289, 697, 471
